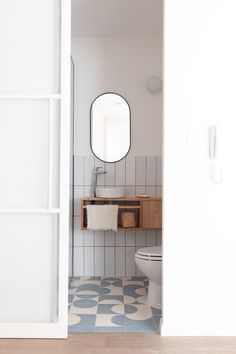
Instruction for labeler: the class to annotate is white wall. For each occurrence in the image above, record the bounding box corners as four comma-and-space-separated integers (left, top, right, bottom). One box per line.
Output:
163, 0, 236, 335
71, 36, 162, 156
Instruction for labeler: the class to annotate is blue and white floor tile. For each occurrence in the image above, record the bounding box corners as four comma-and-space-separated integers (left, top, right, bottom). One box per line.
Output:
68, 277, 161, 333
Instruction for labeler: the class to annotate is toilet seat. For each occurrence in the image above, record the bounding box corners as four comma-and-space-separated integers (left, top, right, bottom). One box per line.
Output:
135, 246, 162, 261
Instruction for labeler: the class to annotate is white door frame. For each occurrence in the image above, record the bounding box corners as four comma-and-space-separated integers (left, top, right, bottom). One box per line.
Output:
0, 0, 71, 338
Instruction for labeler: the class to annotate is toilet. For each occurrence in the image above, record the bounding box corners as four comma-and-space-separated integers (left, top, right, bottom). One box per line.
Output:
135, 246, 162, 308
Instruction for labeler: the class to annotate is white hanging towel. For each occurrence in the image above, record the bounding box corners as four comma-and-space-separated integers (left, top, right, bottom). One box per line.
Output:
86, 204, 119, 231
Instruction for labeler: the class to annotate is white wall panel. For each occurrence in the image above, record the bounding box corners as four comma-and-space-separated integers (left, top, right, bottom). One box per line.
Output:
163, 0, 236, 336
0, 100, 49, 208
0, 0, 61, 94
0, 214, 58, 322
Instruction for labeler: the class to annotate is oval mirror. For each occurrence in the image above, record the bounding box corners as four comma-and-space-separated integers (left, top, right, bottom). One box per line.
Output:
90, 93, 131, 163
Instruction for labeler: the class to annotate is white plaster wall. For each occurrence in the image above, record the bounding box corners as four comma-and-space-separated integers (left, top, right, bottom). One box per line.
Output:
71, 36, 162, 156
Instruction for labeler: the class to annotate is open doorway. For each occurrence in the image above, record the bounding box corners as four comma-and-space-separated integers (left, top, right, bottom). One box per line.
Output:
69, 0, 163, 333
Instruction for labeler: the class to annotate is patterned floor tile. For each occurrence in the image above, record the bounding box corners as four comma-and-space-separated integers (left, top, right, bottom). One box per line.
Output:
73, 298, 98, 308
123, 280, 146, 287
97, 304, 125, 315
124, 304, 138, 314
70, 303, 98, 315
135, 295, 147, 304
68, 276, 161, 334
101, 278, 122, 288
68, 288, 77, 295
68, 314, 96, 333
94, 326, 125, 333
128, 277, 147, 281
123, 295, 136, 304
125, 317, 157, 329
123, 284, 146, 298
74, 293, 99, 300
99, 295, 123, 304
68, 314, 81, 326
76, 284, 100, 294
152, 307, 162, 316
125, 304, 153, 321
100, 285, 123, 296
95, 314, 125, 327
69, 279, 81, 288
68, 294, 75, 304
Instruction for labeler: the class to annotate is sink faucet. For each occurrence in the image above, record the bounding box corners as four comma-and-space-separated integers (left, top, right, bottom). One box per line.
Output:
93, 167, 107, 197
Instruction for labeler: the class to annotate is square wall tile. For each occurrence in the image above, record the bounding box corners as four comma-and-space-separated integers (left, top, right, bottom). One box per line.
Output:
157, 156, 162, 185
84, 247, 94, 276
135, 186, 146, 196
83, 230, 94, 247
104, 163, 115, 186
69, 246, 73, 277
84, 156, 95, 186
126, 247, 136, 276
74, 156, 84, 186
147, 156, 157, 186
115, 247, 125, 276
125, 186, 136, 197
156, 186, 162, 197
135, 156, 146, 185
146, 231, 157, 247
74, 247, 84, 276
74, 186, 84, 216
84, 186, 93, 197
135, 231, 146, 247
135, 247, 144, 277
69, 216, 73, 246
156, 230, 162, 246
116, 159, 126, 186
95, 247, 105, 276
105, 231, 115, 246
74, 216, 84, 246
95, 158, 105, 186
125, 156, 135, 186
146, 186, 156, 198
95, 231, 105, 246
115, 231, 125, 247
105, 247, 115, 277
126, 231, 136, 247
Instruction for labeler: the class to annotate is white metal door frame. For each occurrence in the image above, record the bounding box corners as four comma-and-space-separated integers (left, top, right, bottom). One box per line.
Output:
0, 0, 71, 338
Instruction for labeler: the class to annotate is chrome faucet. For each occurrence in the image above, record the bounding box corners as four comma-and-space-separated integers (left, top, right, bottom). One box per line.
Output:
93, 167, 107, 197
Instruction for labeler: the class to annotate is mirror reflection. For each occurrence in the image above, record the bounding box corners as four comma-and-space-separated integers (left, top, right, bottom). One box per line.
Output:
90, 93, 131, 163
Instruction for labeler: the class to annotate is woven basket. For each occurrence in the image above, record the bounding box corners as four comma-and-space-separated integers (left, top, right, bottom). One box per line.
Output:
120, 211, 136, 228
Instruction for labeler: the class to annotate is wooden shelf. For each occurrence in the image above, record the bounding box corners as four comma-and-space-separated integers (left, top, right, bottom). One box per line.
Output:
82, 205, 141, 209
82, 197, 161, 202
80, 197, 162, 231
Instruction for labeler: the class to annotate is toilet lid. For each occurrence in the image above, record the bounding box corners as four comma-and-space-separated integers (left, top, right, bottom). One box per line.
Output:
135, 246, 162, 261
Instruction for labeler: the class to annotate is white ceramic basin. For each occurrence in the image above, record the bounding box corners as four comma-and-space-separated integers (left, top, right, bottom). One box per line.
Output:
96, 187, 126, 198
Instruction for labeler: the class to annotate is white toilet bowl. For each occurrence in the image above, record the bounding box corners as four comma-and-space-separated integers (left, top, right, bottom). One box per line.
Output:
135, 246, 162, 308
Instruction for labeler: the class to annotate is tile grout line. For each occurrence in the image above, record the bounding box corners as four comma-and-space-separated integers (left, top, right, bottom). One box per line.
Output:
145, 157, 147, 247
93, 156, 95, 276
124, 157, 127, 275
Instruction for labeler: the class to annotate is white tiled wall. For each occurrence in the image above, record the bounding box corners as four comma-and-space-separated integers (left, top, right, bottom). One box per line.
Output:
70, 155, 162, 277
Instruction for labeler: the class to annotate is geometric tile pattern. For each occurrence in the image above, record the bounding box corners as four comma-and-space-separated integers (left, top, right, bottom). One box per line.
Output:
69, 155, 162, 277
68, 276, 162, 333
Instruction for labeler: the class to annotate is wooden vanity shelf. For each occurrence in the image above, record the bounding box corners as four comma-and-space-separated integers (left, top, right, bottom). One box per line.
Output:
80, 197, 162, 231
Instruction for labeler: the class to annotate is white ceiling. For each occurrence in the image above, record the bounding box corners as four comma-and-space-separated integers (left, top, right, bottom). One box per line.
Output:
71, 0, 163, 36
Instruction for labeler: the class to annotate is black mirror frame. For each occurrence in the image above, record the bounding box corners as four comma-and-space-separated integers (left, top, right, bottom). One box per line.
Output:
90, 92, 131, 163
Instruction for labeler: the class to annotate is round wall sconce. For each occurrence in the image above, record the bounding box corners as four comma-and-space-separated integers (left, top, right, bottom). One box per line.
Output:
146, 76, 162, 93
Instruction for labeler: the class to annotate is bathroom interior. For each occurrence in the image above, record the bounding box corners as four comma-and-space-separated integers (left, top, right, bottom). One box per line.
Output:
68, 0, 163, 333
